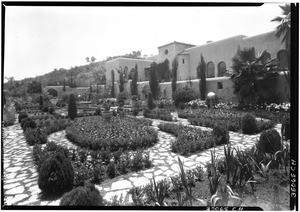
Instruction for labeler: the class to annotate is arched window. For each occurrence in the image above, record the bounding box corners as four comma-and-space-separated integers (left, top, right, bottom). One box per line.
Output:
262, 52, 271, 63
277, 50, 289, 69
207, 62, 215, 78
217, 62, 226, 77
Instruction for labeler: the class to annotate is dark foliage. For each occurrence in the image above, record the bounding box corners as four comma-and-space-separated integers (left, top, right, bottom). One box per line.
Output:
281, 116, 290, 140
258, 129, 282, 154
241, 113, 258, 134
18, 112, 28, 123
172, 87, 197, 107
68, 93, 77, 120
38, 153, 73, 195
21, 117, 36, 131
212, 124, 230, 145
60, 182, 104, 206
147, 91, 156, 110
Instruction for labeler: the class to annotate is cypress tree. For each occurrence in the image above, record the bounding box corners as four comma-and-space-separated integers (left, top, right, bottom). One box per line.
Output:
119, 70, 124, 92
39, 95, 44, 110
199, 54, 207, 100
68, 93, 77, 120
171, 58, 178, 93
63, 79, 66, 92
131, 63, 138, 96
147, 91, 156, 110
111, 70, 115, 98
149, 62, 159, 99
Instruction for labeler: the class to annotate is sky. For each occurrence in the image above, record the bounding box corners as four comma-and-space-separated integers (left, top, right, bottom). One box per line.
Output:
4, 3, 285, 81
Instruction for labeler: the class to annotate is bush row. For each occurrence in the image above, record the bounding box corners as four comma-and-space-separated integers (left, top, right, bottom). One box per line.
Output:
143, 108, 173, 122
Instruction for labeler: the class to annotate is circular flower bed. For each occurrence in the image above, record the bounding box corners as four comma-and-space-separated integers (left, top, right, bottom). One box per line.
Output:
65, 116, 158, 151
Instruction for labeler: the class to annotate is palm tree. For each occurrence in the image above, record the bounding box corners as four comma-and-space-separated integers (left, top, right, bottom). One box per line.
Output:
231, 47, 281, 106
271, 4, 291, 62
271, 4, 291, 99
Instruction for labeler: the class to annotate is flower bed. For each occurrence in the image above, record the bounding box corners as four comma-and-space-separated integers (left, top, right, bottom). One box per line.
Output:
178, 108, 275, 134
158, 123, 214, 156
65, 116, 158, 152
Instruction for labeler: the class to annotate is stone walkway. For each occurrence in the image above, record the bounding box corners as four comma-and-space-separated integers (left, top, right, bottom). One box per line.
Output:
3, 123, 60, 206
2, 114, 282, 206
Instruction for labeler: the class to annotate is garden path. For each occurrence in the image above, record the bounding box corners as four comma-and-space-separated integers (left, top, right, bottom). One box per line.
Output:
2, 114, 282, 206
3, 123, 60, 206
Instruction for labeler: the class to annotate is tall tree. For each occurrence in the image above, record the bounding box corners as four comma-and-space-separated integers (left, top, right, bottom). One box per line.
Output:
117, 67, 125, 93
198, 54, 207, 100
149, 62, 159, 99
27, 81, 42, 94
63, 79, 66, 92
271, 4, 291, 98
271, 4, 291, 55
111, 70, 115, 98
131, 63, 139, 96
171, 58, 178, 93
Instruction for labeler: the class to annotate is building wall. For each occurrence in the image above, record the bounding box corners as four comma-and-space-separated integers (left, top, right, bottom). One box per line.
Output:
185, 35, 247, 80
177, 54, 190, 81
239, 31, 285, 59
157, 42, 195, 68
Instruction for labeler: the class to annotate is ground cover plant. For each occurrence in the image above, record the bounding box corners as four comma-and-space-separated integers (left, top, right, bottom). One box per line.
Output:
178, 108, 276, 134
143, 108, 173, 122
65, 116, 158, 151
158, 123, 219, 156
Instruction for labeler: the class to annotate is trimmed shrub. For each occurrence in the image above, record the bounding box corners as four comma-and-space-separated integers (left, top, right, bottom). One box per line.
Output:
212, 124, 229, 145
143, 108, 151, 117
117, 91, 128, 107
147, 91, 156, 110
107, 161, 116, 179
24, 128, 47, 146
21, 117, 36, 131
258, 129, 281, 154
18, 112, 28, 123
38, 154, 72, 195
94, 106, 102, 116
241, 113, 257, 134
132, 108, 139, 116
60, 182, 104, 206
281, 116, 290, 141
55, 152, 74, 190
68, 94, 77, 120
172, 87, 197, 107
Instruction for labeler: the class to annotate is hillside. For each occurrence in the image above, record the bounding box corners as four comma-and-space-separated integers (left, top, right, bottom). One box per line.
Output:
4, 50, 145, 93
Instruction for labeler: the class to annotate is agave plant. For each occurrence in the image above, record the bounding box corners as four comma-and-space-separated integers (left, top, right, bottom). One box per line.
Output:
152, 177, 169, 206
208, 151, 221, 196
250, 156, 272, 179
178, 157, 194, 206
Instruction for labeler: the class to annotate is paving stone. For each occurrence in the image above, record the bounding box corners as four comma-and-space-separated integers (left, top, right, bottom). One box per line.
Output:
111, 180, 132, 191
6, 185, 25, 195
4, 182, 20, 190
